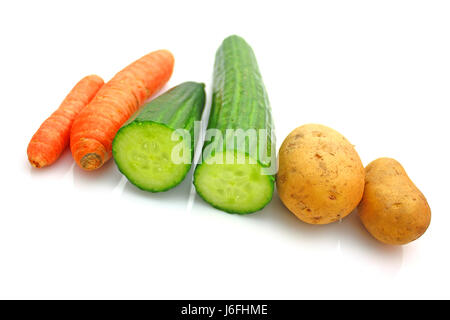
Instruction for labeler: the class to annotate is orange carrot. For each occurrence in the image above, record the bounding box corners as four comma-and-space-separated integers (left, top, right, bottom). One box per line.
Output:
70, 50, 174, 170
27, 75, 104, 168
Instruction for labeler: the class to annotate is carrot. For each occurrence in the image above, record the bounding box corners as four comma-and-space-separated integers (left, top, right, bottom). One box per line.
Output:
70, 50, 175, 170
27, 75, 104, 168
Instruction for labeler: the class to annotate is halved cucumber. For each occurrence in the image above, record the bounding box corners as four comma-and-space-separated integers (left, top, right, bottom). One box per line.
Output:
113, 82, 206, 192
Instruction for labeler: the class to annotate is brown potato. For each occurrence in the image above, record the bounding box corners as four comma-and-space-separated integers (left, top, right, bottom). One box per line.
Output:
277, 124, 365, 224
358, 158, 431, 245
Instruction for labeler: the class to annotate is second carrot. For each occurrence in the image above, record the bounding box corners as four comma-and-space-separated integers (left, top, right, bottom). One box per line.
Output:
70, 50, 175, 170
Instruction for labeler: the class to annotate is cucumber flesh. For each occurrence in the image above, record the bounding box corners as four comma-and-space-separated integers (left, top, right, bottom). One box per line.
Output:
113, 122, 190, 192
194, 151, 274, 214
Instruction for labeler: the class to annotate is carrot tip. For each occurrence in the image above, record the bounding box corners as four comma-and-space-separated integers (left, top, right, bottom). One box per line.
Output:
80, 153, 103, 170
29, 159, 45, 168
28, 153, 47, 168
71, 137, 108, 170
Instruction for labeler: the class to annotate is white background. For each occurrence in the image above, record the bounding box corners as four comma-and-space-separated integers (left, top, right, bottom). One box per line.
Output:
1, 0, 449, 299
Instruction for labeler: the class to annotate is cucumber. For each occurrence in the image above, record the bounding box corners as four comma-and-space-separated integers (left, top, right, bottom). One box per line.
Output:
193, 35, 275, 214
113, 82, 206, 192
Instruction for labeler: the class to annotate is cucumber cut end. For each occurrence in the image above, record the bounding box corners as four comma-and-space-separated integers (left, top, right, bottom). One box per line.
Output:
113, 122, 191, 192
194, 151, 274, 214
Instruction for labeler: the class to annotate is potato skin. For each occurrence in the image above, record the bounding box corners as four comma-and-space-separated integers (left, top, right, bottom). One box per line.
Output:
358, 158, 431, 245
277, 124, 365, 224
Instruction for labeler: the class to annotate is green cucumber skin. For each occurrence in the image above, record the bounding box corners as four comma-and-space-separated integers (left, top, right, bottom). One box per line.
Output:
205, 35, 274, 163
135, 81, 206, 152
113, 82, 206, 192
194, 35, 275, 214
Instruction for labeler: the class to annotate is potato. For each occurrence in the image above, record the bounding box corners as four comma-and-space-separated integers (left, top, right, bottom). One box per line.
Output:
277, 124, 365, 224
358, 158, 431, 245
